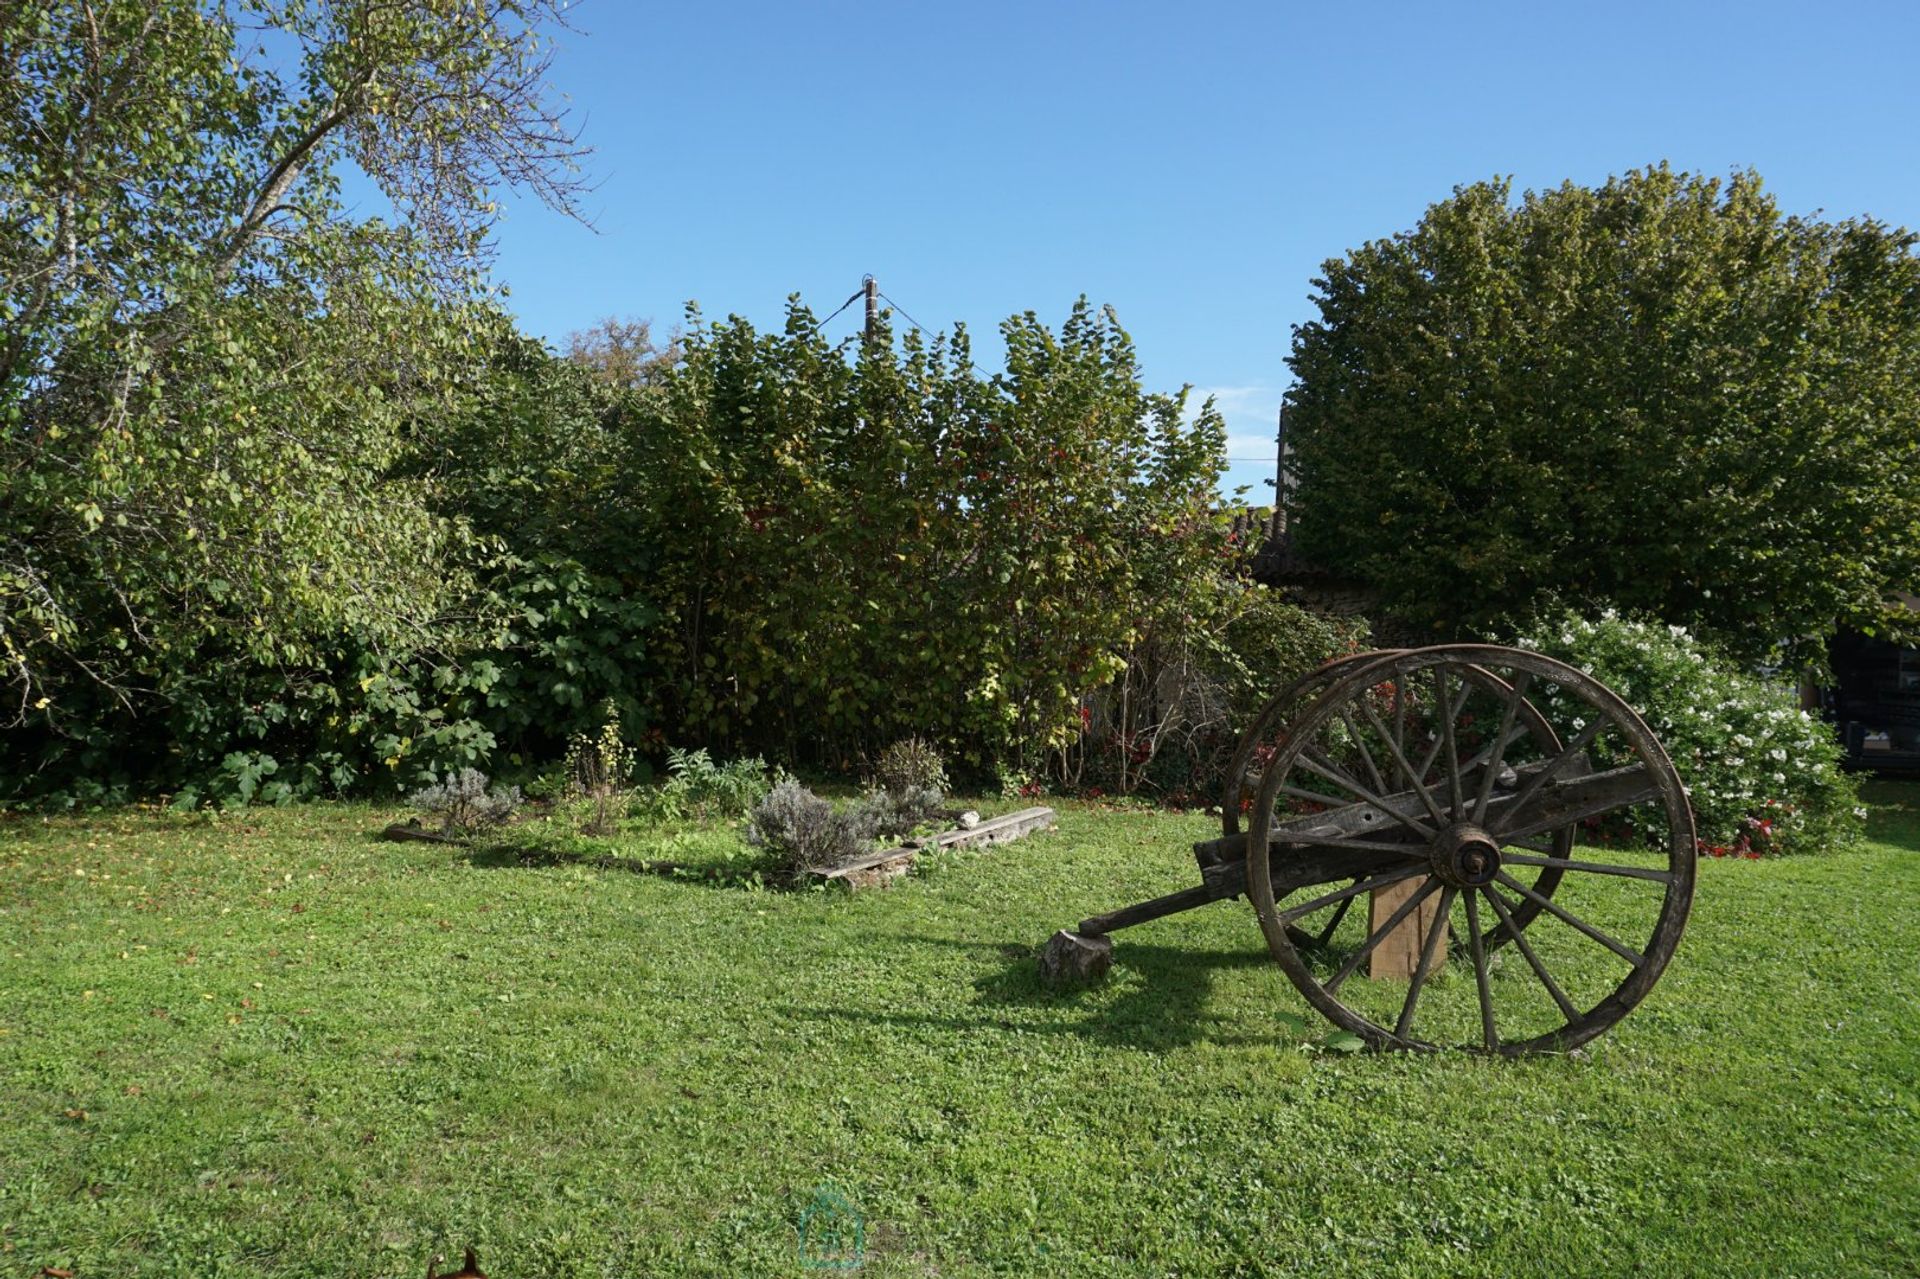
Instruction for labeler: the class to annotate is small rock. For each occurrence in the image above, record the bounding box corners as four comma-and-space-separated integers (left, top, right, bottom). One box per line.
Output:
1038, 929, 1112, 985
958, 810, 981, 830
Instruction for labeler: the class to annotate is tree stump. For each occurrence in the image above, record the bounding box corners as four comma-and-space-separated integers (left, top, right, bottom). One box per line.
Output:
1038, 930, 1112, 985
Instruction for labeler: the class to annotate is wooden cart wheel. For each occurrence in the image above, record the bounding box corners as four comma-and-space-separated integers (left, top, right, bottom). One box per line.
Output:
1245, 645, 1696, 1054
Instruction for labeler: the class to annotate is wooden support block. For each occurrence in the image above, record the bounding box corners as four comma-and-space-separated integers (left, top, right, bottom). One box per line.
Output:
1369, 876, 1445, 981
1038, 930, 1112, 985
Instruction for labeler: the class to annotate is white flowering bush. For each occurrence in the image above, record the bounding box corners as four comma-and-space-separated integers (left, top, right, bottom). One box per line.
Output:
1513, 611, 1861, 857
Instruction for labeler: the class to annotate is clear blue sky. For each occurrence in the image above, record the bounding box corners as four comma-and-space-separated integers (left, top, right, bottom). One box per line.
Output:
460, 0, 1920, 500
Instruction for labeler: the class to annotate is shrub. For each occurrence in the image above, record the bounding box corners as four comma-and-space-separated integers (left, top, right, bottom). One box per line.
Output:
1060, 581, 1367, 801
1513, 611, 1861, 856
620, 748, 774, 828
663, 747, 774, 820
863, 737, 948, 837
871, 738, 948, 801
746, 779, 877, 881
860, 784, 946, 840
409, 768, 522, 837
562, 702, 639, 835
636, 297, 1232, 781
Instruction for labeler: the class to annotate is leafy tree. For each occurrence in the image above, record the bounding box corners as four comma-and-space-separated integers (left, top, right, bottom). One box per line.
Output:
1285, 165, 1920, 664
411, 319, 663, 769
631, 297, 1236, 777
564, 315, 680, 390
1, 0, 584, 734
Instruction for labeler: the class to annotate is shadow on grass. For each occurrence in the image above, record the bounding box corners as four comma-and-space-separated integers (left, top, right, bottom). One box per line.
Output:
782, 933, 1291, 1052
459, 842, 747, 888
1860, 778, 1920, 851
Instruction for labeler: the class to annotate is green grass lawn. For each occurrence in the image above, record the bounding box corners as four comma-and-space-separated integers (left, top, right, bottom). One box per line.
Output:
2, 785, 1917, 1277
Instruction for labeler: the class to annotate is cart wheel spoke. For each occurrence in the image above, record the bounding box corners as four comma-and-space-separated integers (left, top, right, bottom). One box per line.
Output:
1464, 889, 1497, 1050
1411, 678, 1475, 797
1494, 871, 1645, 967
1434, 667, 1466, 817
1316, 893, 1357, 946
1502, 852, 1673, 883
1393, 884, 1456, 1039
1294, 752, 1435, 841
1280, 865, 1428, 923
1471, 672, 1531, 824
1481, 884, 1579, 1021
1358, 699, 1449, 829
1338, 707, 1391, 797
1493, 717, 1607, 835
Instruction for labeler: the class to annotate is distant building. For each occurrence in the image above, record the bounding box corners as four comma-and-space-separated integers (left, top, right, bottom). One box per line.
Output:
1825, 613, 1920, 770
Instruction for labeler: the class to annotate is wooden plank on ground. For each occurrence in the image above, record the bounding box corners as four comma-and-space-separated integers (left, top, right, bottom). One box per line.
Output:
922, 806, 1057, 850
807, 806, 1057, 890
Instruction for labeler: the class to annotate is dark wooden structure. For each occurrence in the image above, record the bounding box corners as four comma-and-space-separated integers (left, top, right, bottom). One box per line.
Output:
1046, 645, 1697, 1055
1824, 630, 1920, 771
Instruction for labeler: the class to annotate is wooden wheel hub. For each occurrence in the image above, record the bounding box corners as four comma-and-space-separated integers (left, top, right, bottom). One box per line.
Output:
1430, 822, 1502, 888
